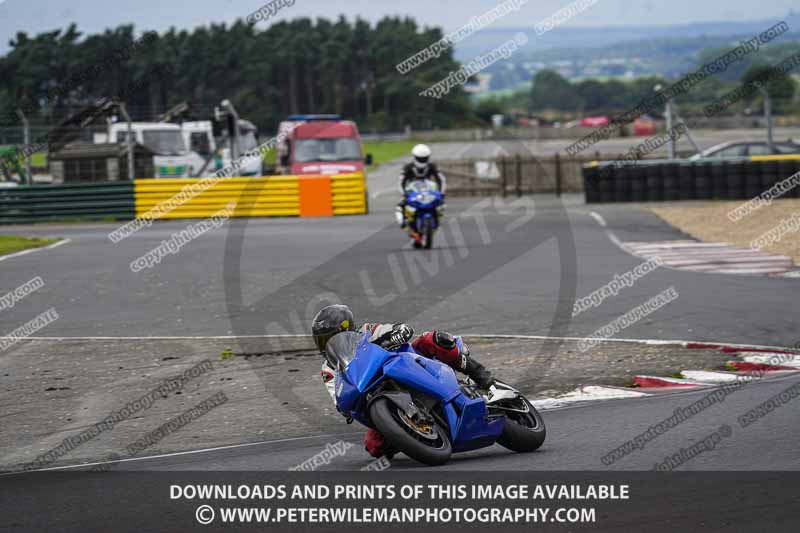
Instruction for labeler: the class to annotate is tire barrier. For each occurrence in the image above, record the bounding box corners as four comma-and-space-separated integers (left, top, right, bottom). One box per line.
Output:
0, 182, 135, 224
133, 173, 368, 219
0, 173, 368, 224
583, 155, 800, 204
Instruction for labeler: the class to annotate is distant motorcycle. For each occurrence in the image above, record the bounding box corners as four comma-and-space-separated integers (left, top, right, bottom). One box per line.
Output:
326, 331, 546, 466
401, 179, 443, 249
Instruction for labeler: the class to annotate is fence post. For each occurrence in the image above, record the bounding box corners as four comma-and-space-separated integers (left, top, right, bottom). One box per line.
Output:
501, 157, 508, 198
555, 152, 562, 197
515, 154, 522, 198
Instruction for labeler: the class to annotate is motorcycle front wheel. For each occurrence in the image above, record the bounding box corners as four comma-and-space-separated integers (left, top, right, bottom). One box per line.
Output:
496, 398, 546, 453
370, 398, 451, 466
422, 217, 434, 249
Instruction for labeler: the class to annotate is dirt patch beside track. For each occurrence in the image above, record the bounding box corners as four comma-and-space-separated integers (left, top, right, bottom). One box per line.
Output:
0, 336, 740, 471
648, 199, 800, 263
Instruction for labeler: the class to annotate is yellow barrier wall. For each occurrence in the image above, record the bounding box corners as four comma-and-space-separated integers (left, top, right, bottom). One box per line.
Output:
134, 172, 367, 219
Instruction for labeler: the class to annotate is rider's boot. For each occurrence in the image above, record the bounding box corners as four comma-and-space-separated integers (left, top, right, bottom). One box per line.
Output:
364, 428, 395, 458
464, 357, 496, 389
395, 204, 406, 228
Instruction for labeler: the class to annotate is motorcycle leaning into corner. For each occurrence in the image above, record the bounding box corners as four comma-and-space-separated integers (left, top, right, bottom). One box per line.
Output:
325, 330, 546, 466
397, 178, 444, 249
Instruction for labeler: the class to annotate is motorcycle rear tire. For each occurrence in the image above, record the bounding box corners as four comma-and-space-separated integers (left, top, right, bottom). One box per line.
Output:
496, 398, 546, 453
370, 398, 452, 466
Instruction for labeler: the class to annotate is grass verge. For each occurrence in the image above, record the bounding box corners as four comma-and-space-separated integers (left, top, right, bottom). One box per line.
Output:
0, 235, 59, 256
362, 140, 418, 167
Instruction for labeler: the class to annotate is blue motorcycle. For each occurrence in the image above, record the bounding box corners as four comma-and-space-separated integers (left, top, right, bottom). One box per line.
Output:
325, 331, 546, 466
402, 179, 444, 249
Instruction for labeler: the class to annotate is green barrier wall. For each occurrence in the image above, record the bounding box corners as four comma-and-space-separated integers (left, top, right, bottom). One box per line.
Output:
0, 182, 135, 224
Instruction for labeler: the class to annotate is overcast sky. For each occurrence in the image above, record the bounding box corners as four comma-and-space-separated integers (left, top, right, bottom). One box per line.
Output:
0, 0, 797, 50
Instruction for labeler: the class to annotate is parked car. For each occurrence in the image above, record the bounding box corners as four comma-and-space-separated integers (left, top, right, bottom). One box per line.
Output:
690, 140, 800, 160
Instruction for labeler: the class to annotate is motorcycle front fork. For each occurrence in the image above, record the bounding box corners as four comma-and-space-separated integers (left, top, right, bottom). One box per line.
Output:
396, 206, 445, 228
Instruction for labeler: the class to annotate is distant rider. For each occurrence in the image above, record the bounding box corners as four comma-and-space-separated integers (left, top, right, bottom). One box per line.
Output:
311, 305, 495, 458
396, 144, 447, 227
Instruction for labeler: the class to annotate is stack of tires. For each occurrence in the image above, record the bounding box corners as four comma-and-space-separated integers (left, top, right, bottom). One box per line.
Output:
584, 165, 601, 203
582, 157, 800, 204
677, 162, 695, 200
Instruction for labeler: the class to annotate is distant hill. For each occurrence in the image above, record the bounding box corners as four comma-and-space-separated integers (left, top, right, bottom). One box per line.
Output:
454, 11, 800, 90
454, 11, 800, 59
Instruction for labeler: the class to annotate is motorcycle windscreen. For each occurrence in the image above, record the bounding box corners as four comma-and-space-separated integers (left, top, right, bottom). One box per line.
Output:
405, 179, 438, 193
324, 331, 360, 371
343, 334, 395, 392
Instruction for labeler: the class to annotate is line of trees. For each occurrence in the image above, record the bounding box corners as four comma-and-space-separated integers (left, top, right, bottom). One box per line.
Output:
525, 66, 798, 117
2, 17, 797, 135
0, 17, 476, 133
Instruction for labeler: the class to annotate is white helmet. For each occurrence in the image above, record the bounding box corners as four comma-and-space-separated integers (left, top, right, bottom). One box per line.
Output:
412, 144, 432, 169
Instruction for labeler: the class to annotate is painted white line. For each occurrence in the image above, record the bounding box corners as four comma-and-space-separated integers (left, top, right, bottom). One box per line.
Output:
680, 370, 743, 383
699, 267, 793, 275
0, 238, 71, 262
588, 211, 607, 227
647, 249, 787, 259
619, 238, 795, 276
532, 385, 648, 410
625, 242, 730, 251
742, 353, 800, 368
606, 230, 624, 249
0, 248, 38, 261
634, 375, 711, 386
2, 432, 360, 474
44, 239, 71, 250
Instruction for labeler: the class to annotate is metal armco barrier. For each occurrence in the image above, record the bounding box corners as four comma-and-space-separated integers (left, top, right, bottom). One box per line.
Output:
0, 182, 135, 224
134, 173, 367, 218
583, 155, 800, 204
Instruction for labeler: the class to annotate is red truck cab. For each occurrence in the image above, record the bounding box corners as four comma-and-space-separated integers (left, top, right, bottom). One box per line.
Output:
277, 115, 372, 175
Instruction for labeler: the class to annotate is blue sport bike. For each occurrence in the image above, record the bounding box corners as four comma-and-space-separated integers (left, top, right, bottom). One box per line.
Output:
402, 179, 444, 249
325, 331, 546, 466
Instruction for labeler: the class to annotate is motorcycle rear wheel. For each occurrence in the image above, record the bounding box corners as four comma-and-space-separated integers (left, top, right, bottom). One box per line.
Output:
496, 398, 546, 453
370, 398, 451, 466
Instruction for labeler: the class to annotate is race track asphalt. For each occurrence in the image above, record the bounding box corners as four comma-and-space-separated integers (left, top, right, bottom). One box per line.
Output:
1, 150, 798, 476
19, 372, 800, 472
0, 163, 796, 346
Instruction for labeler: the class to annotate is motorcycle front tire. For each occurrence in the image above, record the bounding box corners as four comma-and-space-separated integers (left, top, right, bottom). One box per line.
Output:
496, 398, 547, 453
370, 398, 452, 466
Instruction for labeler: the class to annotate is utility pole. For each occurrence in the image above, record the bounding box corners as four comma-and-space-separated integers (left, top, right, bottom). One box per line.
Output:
671, 107, 702, 156
15, 109, 31, 185
220, 99, 240, 160
118, 103, 135, 181
665, 101, 676, 160
761, 89, 775, 151
655, 84, 676, 160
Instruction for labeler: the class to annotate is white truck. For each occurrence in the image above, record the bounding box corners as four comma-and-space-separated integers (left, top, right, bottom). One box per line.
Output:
95, 122, 203, 178
180, 120, 264, 177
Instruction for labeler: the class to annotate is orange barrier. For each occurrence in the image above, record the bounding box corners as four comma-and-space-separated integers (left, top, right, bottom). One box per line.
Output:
299, 176, 334, 217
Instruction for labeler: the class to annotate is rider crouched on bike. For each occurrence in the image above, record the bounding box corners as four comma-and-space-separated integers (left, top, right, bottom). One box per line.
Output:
396, 144, 447, 228
311, 305, 495, 458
